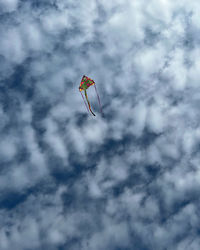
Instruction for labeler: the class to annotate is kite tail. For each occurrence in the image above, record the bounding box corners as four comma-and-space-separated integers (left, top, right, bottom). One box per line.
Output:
84, 90, 96, 116
94, 84, 103, 115
80, 91, 90, 114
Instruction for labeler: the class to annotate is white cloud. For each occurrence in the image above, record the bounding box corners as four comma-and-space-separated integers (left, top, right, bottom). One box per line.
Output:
21, 23, 43, 52
0, 28, 25, 64
41, 10, 71, 34
0, 0, 200, 249
132, 101, 147, 137
44, 117, 68, 160
0, 0, 18, 12
0, 136, 17, 161
147, 104, 165, 133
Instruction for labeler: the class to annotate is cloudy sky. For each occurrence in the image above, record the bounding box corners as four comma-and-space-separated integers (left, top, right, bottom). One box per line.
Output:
0, 0, 200, 249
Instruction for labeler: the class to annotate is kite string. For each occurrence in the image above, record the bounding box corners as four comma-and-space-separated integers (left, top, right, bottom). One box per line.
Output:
80, 91, 90, 114
94, 84, 103, 115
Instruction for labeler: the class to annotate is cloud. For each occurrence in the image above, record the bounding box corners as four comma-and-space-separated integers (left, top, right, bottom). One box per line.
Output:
0, 0, 18, 13
0, 0, 200, 249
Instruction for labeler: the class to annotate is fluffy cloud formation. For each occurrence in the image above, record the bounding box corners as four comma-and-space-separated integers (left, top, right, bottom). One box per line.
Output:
0, 0, 200, 249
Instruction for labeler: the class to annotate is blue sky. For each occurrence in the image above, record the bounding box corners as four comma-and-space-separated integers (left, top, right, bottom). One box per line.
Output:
0, 0, 200, 249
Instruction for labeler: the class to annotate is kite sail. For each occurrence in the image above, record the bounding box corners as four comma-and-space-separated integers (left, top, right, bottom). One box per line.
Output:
79, 75, 103, 116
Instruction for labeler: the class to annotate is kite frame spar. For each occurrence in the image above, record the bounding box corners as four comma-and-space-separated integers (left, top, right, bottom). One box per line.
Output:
79, 75, 103, 116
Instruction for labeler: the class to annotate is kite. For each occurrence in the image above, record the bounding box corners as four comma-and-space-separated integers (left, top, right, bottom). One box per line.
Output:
79, 75, 103, 116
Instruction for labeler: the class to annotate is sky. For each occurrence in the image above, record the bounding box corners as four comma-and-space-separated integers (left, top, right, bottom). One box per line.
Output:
0, 0, 200, 249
